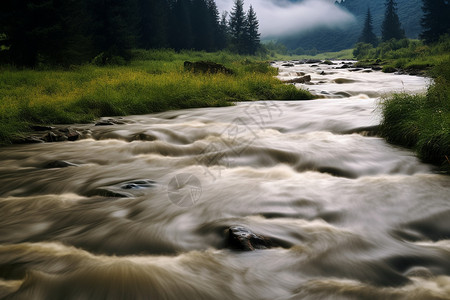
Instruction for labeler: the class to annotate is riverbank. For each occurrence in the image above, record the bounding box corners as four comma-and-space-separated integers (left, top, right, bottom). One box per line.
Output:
379, 57, 450, 173
0, 50, 313, 144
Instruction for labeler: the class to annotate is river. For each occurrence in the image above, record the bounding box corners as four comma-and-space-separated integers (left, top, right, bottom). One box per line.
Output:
0, 61, 449, 299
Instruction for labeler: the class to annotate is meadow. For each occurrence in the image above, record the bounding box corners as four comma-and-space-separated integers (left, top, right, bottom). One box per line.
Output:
0, 50, 313, 143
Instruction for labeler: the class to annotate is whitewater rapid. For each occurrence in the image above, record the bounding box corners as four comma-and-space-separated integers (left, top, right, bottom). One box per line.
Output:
0, 61, 449, 300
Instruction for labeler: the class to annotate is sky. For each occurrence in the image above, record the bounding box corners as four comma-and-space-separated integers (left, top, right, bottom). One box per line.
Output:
216, 0, 355, 38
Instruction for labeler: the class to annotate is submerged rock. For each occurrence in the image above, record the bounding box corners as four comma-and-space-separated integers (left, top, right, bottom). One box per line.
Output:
284, 75, 311, 84
227, 226, 272, 251
43, 160, 79, 169
86, 179, 157, 198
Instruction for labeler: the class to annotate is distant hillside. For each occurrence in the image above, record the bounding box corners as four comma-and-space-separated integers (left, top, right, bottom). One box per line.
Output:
279, 0, 423, 52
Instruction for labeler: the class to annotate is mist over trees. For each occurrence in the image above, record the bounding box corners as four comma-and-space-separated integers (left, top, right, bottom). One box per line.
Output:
0, 0, 261, 67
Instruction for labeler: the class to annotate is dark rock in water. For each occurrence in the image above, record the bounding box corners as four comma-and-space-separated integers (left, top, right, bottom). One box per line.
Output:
320, 71, 326, 75
120, 180, 156, 190
281, 63, 294, 67
372, 66, 382, 71
30, 125, 55, 131
321, 60, 335, 65
95, 118, 126, 126
227, 226, 272, 251
339, 64, 350, 69
66, 130, 81, 141
284, 75, 311, 84
310, 64, 319, 67
87, 179, 157, 198
44, 160, 79, 169
95, 120, 115, 126
348, 68, 363, 72
88, 188, 134, 198
44, 131, 68, 142
184, 61, 233, 74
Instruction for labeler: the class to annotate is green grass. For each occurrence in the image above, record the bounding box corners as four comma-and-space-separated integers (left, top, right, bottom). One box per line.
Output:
354, 36, 450, 73
0, 49, 313, 143
380, 56, 450, 173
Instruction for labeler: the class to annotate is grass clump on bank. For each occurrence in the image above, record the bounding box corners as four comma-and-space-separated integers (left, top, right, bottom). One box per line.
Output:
0, 50, 313, 144
380, 57, 450, 173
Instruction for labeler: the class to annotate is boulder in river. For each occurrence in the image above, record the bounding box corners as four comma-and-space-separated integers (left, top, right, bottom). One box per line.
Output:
43, 160, 79, 169
281, 63, 294, 67
227, 225, 272, 251
284, 75, 311, 84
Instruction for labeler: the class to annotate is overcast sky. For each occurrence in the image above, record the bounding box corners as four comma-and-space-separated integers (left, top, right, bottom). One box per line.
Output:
216, 0, 355, 38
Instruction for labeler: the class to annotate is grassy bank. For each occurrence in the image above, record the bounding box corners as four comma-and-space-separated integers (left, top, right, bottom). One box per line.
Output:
354, 37, 450, 74
379, 56, 450, 173
0, 50, 313, 144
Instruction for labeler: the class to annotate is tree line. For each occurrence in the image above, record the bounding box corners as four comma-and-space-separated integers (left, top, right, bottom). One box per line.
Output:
358, 0, 450, 46
0, 0, 261, 67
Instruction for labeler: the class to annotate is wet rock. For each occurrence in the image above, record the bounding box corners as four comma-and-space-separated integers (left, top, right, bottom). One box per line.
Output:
184, 61, 233, 74
284, 75, 311, 84
44, 131, 67, 142
321, 60, 335, 65
88, 188, 134, 198
120, 180, 156, 190
281, 63, 294, 67
310, 64, 319, 67
95, 118, 126, 126
372, 66, 382, 71
43, 160, 79, 169
339, 64, 350, 69
320, 71, 326, 75
66, 130, 81, 141
227, 226, 272, 251
95, 120, 115, 126
30, 125, 55, 131
333, 78, 356, 84
296, 72, 306, 76
348, 68, 363, 72
87, 179, 157, 198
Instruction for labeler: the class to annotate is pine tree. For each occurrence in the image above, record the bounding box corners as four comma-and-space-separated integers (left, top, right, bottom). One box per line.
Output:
206, 0, 226, 50
420, 0, 450, 44
0, 0, 92, 66
137, 0, 169, 49
358, 8, 378, 46
191, 0, 213, 51
229, 0, 246, 53
244, 5, 260, 54
381, 0, 405, 41
89, 0, 139, 61
169, 0, 193, 50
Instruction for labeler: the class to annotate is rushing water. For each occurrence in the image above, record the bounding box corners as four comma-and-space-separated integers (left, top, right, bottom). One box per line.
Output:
0, 61, 449, 300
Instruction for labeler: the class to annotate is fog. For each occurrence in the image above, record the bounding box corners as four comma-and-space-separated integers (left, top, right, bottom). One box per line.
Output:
216, 0, 355, 38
